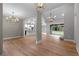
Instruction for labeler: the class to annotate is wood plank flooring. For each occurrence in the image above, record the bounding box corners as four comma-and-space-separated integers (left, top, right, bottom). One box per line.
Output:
3, 35, 78, 56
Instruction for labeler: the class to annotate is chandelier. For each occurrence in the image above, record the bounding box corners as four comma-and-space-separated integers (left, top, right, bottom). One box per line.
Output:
6, 9, 19, 23
48, 12, 55, 22
34, 3, 45, 8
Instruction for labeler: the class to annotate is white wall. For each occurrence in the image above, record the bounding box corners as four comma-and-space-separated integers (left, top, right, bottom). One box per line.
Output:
64, 4, 74, 39
50, 19, 64, 25
0, 3, 3, 55
74, 4, 79, 54
3, 16, 23, 39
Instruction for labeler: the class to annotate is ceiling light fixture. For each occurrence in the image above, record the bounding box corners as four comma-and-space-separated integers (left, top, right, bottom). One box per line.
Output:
48, 12, 55, 22
34, 3, 45, 8
6, 9, 19, 23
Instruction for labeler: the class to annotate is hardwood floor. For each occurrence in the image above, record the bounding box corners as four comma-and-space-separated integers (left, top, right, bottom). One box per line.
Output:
3, 35, 78, 56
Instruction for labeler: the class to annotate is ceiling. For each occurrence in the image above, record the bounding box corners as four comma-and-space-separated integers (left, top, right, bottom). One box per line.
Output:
3, 3, 65, 19
3, 3, 36, 19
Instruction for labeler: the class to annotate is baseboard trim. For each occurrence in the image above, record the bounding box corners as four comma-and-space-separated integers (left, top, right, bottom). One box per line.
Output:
3, 36, 23, 40
64, 39, 76, 43
76, 47, 79, 54
36, 40, 42, 44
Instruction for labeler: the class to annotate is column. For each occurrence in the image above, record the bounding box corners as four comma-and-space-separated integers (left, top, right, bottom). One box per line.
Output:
36, 8, 43, 44
64, 4, 74, 39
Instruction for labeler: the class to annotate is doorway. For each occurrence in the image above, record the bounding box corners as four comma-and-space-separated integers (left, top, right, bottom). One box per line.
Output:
50, 24, 64, 39
23, 18, 36, 37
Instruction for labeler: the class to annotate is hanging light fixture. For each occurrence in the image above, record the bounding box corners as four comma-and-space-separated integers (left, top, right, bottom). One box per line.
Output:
48, 12, 55, 22
34, 3, 45, 8
6, 9, 19, 23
